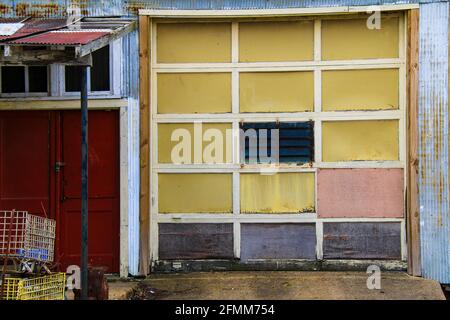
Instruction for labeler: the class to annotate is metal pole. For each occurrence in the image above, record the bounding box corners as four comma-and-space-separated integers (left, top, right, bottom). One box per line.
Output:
80, 66, 89, 300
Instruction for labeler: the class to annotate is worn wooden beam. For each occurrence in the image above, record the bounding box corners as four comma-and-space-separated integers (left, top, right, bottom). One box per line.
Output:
139, 15, 151, 276
75, 21, 137, 58
0, 48, 92, 66
406, 9, 421, 277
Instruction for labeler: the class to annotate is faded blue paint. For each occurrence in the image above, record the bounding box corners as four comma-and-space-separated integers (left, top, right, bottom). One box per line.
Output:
0, 0, 438, 18
418, 1, 450, 284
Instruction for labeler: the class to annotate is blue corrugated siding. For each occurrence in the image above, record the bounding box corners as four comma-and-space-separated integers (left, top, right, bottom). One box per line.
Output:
2, 0, 450, 283
418, 1, 450, 284
0, 0, 435, 18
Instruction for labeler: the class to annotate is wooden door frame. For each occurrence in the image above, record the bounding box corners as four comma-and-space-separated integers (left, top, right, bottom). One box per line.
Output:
406, 8, 421, 277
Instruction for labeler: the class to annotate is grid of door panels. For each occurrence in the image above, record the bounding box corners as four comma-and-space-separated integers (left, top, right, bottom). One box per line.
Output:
151, 13, 407, 262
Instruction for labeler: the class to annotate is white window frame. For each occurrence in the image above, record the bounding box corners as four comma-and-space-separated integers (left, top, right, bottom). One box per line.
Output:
0, 65, 50, 98
56, 39, 122, 98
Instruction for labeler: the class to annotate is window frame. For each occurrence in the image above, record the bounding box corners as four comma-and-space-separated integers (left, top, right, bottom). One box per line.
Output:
58, 39, 122, 97
0, 65, 50, 98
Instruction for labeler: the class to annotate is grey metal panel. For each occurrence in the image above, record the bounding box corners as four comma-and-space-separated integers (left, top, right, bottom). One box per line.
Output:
122, 29, 140, 99
323, 222, 402, 259
418, 2, 450, 284
240, 223, 316, 260
159, 223, 234, 260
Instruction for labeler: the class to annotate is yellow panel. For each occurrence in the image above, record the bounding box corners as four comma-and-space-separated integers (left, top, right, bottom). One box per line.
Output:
158, 173, 232, 213
322, 120, 399, 162
158, 123, 232, 164
322, 69, 399, 111
239, 21, 314, 62
157, 22, 231, 63
322, 17, 399, 60
240, 72, 314, 112
240, 173, 315, 213
157, 73, 232, 114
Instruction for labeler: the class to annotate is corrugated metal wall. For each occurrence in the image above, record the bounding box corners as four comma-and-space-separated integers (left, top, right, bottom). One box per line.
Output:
418, 1, 450, 284
0, 0, 428, 17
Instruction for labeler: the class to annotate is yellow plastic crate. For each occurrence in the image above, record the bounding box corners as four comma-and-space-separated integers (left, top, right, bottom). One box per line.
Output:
1, 277, 20, 300
1, 273, 66, 300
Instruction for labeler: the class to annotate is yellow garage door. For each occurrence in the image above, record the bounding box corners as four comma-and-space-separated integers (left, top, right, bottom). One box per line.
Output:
151, 13, 406, 262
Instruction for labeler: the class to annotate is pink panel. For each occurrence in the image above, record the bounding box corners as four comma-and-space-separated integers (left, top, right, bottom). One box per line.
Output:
317, 169, 404, 218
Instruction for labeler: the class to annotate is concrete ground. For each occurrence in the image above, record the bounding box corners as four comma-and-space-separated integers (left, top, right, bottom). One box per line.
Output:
108, 271, 445, 300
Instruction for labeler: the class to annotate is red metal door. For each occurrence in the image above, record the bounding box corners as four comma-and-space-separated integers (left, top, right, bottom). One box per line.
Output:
0, 111, 56, 219
59, 110, 120, 273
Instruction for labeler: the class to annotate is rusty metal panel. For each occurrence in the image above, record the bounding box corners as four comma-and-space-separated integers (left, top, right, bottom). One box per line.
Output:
158, 223, 234, 260
418, 2, 450, 284
323, 222, 402, 259
317, 169, 404, 218
0, 18, 67, 41
0, 0, 125, 18
125, 1, 421, 12
240, 223, 316, 261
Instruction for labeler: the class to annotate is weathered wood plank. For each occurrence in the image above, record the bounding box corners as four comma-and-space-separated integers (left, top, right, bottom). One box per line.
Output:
158, 223, 234, 260
323, 222, 402, 259
139, 16, 150, 275
0, 48, 92, 65
240, 223, 316, 261
406, 9, 421, 276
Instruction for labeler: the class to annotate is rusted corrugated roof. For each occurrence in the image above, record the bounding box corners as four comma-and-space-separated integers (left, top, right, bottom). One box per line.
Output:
9, 30, 109, 45
0, 17, 135, 49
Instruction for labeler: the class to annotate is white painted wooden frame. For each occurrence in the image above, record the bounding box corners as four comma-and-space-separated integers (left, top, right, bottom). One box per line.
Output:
148, 12, 408, 263
0, 65, 50, 98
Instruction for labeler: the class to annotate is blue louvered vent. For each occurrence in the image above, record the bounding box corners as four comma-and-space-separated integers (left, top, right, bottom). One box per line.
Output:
240, 122, 314, 164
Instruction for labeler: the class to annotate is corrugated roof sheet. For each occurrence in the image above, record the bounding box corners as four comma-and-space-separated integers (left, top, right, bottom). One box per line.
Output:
8, 30, 109, 45
0, 17, 134, 47
0, 18, 67, 41
418, 1, 450, 285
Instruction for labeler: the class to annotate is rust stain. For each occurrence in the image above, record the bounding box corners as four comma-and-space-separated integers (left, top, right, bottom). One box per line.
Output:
32, 4, 63, 17
15, 3, 30, 17
126, 3, 145, 16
